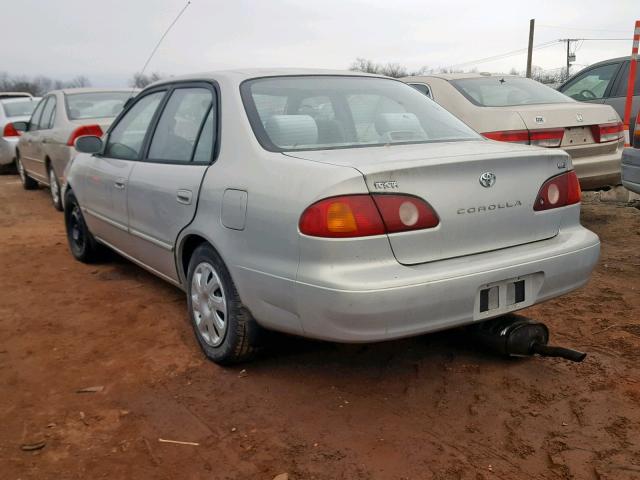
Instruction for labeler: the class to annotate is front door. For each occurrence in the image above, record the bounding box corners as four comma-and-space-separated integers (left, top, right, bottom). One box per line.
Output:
83, 90, 166, 249
125, 84, 216, 281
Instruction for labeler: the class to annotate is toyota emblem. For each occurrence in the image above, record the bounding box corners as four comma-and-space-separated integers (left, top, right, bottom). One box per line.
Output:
479, 172, 496, 188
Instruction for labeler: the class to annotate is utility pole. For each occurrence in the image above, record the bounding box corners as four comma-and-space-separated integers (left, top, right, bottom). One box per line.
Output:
561, 39, 578, 80
526, 19, 535, 78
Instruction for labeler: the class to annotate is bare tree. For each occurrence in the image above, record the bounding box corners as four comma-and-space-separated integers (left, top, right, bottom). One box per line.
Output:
0, 72, 92, 95
130, 72, 163, 89
349, 58, 429, 78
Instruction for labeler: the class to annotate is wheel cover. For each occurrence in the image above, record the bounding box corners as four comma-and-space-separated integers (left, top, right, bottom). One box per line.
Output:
49, 169, 59, 205
17, 158, 25, 183
69, 204, 85, 251
191, 262, 228, 347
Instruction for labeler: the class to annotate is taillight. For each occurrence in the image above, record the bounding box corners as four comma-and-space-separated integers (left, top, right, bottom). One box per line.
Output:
3, 123, 21, 137
299, 194, 439, 238
372, 194, 439, 233
67, 124, 103, 146
533, 171, 581, 211
590, 122, 623, 143
483, 130, 529, 144
528, 128, 564, 147
483, 128, 564, 147
633, 113, 640, 148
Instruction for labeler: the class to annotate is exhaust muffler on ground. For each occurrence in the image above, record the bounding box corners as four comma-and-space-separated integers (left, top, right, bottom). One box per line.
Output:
469, 314, 587, 362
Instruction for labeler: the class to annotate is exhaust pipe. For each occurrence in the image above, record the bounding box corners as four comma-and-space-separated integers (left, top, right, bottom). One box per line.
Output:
469, 314, 586, 362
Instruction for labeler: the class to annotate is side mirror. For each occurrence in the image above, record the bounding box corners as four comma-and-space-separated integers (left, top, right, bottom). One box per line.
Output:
75, 135, 103, 154
11, 121, 29, 133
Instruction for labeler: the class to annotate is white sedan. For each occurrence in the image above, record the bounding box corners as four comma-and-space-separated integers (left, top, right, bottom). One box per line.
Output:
403, 73, 624, 189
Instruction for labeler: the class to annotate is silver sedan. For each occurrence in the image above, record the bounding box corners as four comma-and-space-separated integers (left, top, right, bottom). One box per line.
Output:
63, 69, 600, 364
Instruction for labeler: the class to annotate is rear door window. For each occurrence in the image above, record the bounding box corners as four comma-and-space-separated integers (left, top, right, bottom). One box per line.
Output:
147, 87, 213, 163
561, 63, 621, 101
28, 98, 46, 131
40, 96, 56, 130
104, 91, 165, 160
409, 83, 433, 98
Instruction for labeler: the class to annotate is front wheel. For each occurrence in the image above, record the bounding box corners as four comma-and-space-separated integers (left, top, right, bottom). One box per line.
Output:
64, 190, 102, 263
16, 154, 37, 190
187, 244, 260, 364
48, 166, 63, 211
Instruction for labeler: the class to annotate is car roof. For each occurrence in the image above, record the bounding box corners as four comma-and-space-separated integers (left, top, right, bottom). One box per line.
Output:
0, 96, 42, 104
148, 68, 386, 87
403, 72, 520, 82
51, 87, 135, 95
0, 92, 33, 99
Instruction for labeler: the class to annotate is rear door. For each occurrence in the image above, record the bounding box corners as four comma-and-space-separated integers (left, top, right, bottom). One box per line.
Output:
125, 83, 216, 281
81, 90, 167, 249
20, 97, 47, 178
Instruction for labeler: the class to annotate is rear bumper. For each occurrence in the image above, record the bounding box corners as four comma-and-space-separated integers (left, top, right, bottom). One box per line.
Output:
567, 142, 622, 190
295, 224, 600, 342
622, 147, 640, 195
0, 138, 18, 165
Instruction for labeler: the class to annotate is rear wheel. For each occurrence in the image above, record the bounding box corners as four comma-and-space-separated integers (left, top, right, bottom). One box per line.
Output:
0, 161, 16, 175
64, 190, 102, 263
48, 165, 63, 211
187, 244, 260, 364
16, 153, 37, 190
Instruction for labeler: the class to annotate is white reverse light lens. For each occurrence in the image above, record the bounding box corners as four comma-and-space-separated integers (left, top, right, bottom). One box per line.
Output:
547, 183, 560, 205
399, 201, 419, 226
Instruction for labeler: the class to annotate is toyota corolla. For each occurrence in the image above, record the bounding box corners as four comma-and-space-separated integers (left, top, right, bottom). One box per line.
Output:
62, 69, 600, 364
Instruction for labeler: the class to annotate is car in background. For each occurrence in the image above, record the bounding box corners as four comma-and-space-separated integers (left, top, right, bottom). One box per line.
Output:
558, 56, 639, 140
0, 96, 40, 173
622, 111, 640, 194
13, 88, 134, 210
403, 73, 624, 189
0, 92, 32, 100
62, 70, 599, 364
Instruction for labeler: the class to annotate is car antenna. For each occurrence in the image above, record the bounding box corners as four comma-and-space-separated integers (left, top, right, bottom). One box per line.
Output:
128, 0, 192, 100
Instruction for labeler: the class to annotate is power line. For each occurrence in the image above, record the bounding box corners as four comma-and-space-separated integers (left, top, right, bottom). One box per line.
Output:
537, 24, 629, 34
446, 41, 560, 70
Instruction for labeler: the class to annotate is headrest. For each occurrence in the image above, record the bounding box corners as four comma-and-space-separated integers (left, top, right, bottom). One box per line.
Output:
264, 115, 318, 148
374, 113, 426, 140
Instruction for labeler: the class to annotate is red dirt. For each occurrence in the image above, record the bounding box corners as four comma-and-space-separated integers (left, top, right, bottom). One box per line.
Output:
1, 175, 639, 480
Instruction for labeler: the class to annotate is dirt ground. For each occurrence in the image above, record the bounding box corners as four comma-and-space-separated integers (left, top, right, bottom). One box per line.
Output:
1, 175, 639, 480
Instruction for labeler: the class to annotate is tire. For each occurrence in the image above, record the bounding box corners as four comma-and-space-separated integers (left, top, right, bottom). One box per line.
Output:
186, 243, 260, 364
16, 153, 37, 190
48, 165, 63, 211
64, 190, 102, 263
0, 161, 16, 175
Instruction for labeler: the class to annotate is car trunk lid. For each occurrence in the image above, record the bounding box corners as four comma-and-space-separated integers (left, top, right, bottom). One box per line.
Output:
287, 141, 570, 265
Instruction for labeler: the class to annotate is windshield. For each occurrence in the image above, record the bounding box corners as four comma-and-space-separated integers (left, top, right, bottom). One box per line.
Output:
1, 99, 39, 117
451, 76, 574, 107
241, 76, 480, 151
65, 92, 130, 120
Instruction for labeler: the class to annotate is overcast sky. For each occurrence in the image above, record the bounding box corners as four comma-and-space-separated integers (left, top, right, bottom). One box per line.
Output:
1, 0, 637, 86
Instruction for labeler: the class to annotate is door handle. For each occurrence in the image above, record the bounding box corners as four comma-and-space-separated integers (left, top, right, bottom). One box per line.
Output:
176, 189, 193, 205
114, 179, 126, 190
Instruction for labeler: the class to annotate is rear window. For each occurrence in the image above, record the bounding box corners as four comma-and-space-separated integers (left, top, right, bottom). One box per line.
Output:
1, 99, 38, 117
241, 76, 479, 152
451, 77, 573, 107
65, 92, 131, 120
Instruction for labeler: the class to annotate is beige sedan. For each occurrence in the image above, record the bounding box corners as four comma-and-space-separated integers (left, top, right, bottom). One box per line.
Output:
14, 88, 133, 210
403, 73, 624, 189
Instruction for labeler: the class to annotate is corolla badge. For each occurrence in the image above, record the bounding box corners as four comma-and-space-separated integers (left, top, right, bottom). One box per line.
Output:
479, 172, 496, 188
576, 113, 584, 122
